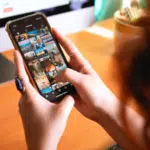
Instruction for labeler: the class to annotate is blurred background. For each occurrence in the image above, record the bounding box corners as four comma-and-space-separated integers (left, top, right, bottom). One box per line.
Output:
0, 1, 149, 150
0, 0, 148, 52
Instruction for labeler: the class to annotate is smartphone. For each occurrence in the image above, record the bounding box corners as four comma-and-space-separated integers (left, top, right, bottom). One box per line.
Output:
6, 12, 75, 102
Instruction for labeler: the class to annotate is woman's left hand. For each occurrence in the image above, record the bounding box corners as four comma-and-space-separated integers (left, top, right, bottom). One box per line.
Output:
14, 51, 74, 150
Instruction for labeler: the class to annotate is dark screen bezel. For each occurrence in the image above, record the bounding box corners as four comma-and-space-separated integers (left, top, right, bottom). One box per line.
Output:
8, 13, 74, 101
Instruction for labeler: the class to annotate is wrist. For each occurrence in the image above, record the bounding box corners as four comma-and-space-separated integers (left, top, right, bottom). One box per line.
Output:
95, 89, 119, 125
27, 134, 59, 150
94, 105, 110, 126
28, 141, 57, 150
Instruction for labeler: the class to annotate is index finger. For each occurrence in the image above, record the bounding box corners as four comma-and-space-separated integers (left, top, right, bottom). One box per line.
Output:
52, 28, 93, 74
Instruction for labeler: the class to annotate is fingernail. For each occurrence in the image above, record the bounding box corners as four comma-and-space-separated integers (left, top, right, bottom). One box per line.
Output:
13, 50, 17, 63
51, 27, 54, 32
13, 51, 16, 62
13, 50, 17, 57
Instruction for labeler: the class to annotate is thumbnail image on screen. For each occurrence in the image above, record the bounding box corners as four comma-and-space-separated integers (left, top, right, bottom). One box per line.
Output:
16, 26, 68, 94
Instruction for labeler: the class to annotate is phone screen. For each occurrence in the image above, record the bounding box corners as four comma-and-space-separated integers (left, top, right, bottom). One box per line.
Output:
9, 14, 74, 101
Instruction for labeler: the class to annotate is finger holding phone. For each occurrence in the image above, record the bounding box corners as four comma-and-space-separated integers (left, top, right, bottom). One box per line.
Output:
7, 13, 112, 150
14, 50, 75, 150
14, 26, 115, 150
8, 12, 142, 150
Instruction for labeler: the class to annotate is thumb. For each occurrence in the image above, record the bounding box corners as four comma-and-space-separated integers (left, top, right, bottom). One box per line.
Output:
14, 50, 29, 84
14, 50, 36, 94
56, 68, 82, 87
58, 95, 75, 117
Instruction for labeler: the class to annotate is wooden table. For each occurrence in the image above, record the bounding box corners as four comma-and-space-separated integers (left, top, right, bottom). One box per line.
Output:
0, 19, 144, 150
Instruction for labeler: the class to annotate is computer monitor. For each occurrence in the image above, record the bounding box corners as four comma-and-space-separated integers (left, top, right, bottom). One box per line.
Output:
0, 0, 94, 27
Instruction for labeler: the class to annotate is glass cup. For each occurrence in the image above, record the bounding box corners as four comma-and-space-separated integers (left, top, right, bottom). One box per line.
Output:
114, 11, 147, 73
113, 10, 150, 108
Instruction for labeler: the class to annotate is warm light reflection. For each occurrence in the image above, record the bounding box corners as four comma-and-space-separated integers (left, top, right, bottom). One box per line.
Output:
84, 26, 114, 39
122, 0, 131, 8
122, 0, 140, 8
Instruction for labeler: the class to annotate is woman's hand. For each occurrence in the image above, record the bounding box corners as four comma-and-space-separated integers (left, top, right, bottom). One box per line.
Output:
14, 51, 74, 150
53, 28, 114, 122
53, 29, 150, 150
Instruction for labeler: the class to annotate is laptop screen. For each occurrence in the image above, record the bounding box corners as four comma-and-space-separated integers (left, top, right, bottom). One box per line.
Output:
0, 0, 94, 27
0, 0, 69, 19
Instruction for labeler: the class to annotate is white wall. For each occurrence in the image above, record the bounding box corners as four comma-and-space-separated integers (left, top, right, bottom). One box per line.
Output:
0, 6, 94, 52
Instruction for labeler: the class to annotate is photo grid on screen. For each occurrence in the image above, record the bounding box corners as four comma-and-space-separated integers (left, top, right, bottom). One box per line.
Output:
16, 26, 68, 94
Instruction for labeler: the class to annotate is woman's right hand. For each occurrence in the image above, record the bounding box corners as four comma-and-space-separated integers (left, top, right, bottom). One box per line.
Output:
52, 28, 148, 150
53, 28, 115, 122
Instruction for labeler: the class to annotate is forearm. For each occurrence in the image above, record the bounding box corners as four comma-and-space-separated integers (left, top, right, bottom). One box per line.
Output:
97, 90, 148, 150
27, 138, 58, 150
28, 143, 57, 150
25, 131, 59, 150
